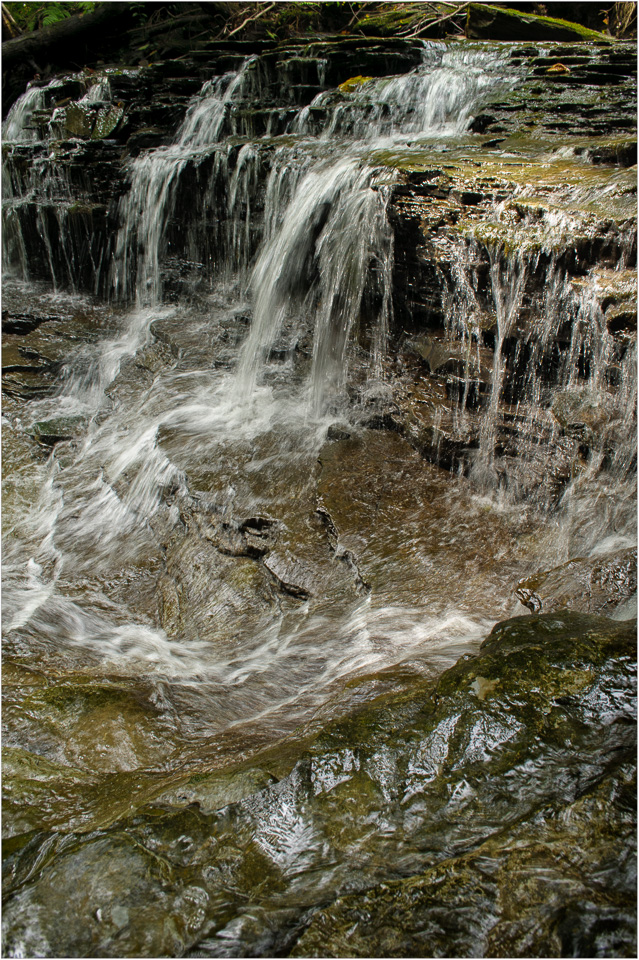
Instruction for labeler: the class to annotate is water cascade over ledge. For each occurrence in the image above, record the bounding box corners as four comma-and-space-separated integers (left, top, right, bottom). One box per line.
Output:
2, 28, 637, 960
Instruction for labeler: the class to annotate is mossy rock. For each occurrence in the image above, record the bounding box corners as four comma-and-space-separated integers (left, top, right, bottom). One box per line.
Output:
466, 3, 611, 41
60, 101, 124, 140
292, 762, 636, 958
338, 75, 374, 94
61, 102, 94, 138
27, 414, 88, 446
90, 103, 124, 140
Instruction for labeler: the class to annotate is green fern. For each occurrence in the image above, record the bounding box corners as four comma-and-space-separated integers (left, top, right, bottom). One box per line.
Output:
5, 2, 97, 33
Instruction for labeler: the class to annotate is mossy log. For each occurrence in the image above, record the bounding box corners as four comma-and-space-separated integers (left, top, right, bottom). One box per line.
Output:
466, 3, 611, 41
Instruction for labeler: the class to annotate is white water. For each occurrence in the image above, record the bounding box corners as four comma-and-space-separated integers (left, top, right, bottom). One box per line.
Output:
2, 82, 54, 142
111, 45, 512, 406
112, 59, 260, 303
2, 44, 635, 744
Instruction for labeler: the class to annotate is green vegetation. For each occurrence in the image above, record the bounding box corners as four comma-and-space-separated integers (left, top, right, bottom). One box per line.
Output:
3, 1, 96, 33
2, 1, 635, 46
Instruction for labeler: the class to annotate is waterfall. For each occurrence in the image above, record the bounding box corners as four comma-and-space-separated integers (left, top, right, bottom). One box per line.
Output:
236, 159, 394, 412
105, 45, 512, 412
2, 82, 50, 142
473, 247, 528, 487
2, 36, 636, 955
440, 200, 637, 545
2, 74, 122, 293
112, 58, 260, 304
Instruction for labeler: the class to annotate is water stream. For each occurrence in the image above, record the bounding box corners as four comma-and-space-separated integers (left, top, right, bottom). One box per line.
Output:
2, 38, 636, 958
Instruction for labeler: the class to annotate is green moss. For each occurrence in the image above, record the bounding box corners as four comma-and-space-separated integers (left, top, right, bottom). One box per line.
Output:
68, 202, 100, 215
466, 3, 611, 41
498, 6, 611, 39
338, 75, 374, 93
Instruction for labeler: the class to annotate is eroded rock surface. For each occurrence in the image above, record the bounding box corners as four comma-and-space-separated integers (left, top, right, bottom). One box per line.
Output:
516, 547, 637, 616
2, 612, 635, 958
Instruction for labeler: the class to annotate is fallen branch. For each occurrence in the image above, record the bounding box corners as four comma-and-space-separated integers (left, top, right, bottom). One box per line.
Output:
2, 2, 127, 71
402, 1, 470, 38
347, 2, 373, 28
221, 1, 277, 40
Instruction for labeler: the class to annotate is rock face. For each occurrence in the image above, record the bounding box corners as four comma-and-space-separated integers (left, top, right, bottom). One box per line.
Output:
3, 612, 635, 957
4, 36, 635, 491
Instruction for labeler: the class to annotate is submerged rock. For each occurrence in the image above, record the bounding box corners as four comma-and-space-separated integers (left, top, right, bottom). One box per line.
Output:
516, 548, 637, 616
28, 414, 88, 446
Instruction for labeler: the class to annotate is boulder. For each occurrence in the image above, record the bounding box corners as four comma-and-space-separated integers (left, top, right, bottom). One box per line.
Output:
3, 611, 635, 957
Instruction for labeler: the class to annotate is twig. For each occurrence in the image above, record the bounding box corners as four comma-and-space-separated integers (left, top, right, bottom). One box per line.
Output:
2, 1, 21, 37
347, 2, 379, 28
221, 1, 278, 40
403, 1, 470, 39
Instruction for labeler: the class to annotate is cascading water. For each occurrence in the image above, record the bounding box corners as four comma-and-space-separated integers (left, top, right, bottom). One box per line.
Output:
236, 158, 394, 411
439, 189, 637, 554
2, 82, 51, 142
3, 35, 635, 719
2, 41, 540, 722
112, 58, 260, 304
2, 33, 636, 958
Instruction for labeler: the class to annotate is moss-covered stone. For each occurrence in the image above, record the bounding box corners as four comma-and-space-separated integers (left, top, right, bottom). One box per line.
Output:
28, 414, 88, 445
292, 764, 636, 958
466, 4, 611, 42
338, 75, 374, 93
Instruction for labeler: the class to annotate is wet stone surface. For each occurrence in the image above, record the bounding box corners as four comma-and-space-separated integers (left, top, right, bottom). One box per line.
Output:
2, 613, 635, 958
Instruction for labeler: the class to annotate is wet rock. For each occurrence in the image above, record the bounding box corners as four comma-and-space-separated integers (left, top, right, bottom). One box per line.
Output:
3, 612, 635, 957
2, 310, 51, 335
407, 333, 494, 406
155, 765, 278, 814
189, 504, 276, 559
593, 267, 638, 338
28, 414, 88, 446
552, 387, 620, 447
391, 366, 481, 471
158, 527, 279, 643
2, 359, 62, 400
318, 429, 531, 616
292, 764, 636, 958
516, 548, 637, 616
326, 423, 351, 441
1, 667, 184, 833
264, 550, 314, 599
587, 137, 638, 167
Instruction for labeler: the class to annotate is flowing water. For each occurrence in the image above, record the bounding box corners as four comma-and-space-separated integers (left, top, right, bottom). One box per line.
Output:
2, 40, 636, 957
